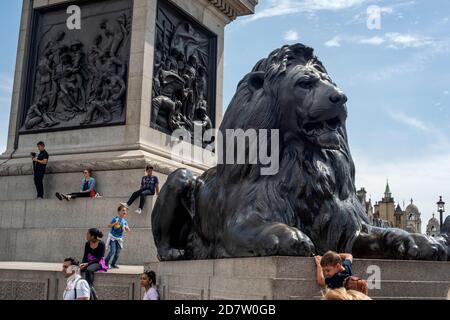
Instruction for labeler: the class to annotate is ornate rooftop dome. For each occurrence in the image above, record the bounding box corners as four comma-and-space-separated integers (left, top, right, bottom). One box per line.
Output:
405, 198, 419, 215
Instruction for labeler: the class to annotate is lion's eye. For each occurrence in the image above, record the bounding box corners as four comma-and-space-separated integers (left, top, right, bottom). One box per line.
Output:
296, 79, 316, 90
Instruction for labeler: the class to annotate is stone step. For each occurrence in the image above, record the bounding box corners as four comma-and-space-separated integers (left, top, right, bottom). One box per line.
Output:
0, 169, 167, 201
0, 262, 145, 300
0, 197, 155, 229
157, 274, 450, 299
274, 278, 450, 299
157, 257, 450, 282
152, 257, 450, 300
0, 227, 157, 265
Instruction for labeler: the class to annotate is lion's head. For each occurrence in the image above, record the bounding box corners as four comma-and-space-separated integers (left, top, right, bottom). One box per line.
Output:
220, 44, 348, 152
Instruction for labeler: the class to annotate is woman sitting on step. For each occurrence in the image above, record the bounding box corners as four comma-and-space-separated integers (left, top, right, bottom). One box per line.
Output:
80, 228, 108, 286
55, 168, 98, 201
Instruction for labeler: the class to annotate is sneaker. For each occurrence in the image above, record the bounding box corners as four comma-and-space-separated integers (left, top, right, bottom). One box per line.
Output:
135, 208, 142, 215
55, 193, 63, 201
120, 202, 129, 208
62, 193, 71, 201
107, 264, 111, 269
111, 265, 119, 269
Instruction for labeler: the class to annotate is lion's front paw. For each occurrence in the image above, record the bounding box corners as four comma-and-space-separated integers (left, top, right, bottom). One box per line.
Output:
157, 247, 185, 261
257, 223, 316, 257
410, 233, 447, 261
382, 229, 420, 260
353, 227, 448, 261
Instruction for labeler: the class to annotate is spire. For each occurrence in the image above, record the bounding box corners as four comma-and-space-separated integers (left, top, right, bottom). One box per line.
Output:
410, 198, 413, 204
385, 179, 391, 194
383, 179, 392, 202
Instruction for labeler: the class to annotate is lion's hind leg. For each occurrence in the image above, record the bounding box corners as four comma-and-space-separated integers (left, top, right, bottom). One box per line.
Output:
151, 168, 197, 261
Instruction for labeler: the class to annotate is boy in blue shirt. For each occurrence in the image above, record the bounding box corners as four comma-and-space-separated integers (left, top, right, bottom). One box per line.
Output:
315, 251, 353, 289
105, 205, 130, 269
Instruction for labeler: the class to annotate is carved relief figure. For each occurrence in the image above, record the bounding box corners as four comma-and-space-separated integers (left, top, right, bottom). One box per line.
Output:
25, 96, 59, 129
22, 8, 132, 132
151, 6, 215, 146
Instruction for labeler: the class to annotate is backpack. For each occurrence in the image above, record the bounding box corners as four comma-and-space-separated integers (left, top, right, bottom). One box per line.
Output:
74, 278, 98, 300
343, 276, 369, 295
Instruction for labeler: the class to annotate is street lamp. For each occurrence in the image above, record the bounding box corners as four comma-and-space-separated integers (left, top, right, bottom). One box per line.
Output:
437, 196, 445, 231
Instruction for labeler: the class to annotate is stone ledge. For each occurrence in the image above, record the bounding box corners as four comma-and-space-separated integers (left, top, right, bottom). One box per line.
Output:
0, 261, 145, 300
0, 197, 154, 229
208, 0, 258, 21
0, 149, 208, 176
150, 256, 450, 300
0, 261, 143, 274
1, 227, 157, 265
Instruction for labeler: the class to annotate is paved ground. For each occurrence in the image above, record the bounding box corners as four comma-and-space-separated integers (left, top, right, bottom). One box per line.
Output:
0, 261, 144, 274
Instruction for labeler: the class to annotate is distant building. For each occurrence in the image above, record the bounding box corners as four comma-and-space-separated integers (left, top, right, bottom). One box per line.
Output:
373, 182, 395, 228
359, 180, 422, 233
356, 187, 373, 222
404, 199, 422, 233
426, 213, 440, 237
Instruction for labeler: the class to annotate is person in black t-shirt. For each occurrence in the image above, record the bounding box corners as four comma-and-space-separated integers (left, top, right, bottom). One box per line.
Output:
32, 141, 49, 199
315, 251, 353, 289
121, 165, 160, 215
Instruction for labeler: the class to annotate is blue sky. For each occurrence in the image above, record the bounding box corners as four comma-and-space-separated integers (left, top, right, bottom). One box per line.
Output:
1, 0, 450, 231
223, 0, 450, 231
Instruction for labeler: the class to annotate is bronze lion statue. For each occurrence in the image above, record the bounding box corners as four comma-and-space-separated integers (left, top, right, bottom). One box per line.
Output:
152, 43, 448, 261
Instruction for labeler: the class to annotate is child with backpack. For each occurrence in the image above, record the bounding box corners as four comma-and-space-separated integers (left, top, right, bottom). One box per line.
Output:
315, 251, 368, 295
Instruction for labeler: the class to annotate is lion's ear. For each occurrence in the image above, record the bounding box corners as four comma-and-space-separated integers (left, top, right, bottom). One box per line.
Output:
247, 71, 265, 94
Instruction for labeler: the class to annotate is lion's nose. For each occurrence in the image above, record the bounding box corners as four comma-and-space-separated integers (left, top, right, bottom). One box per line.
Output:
329, 92, 347, 104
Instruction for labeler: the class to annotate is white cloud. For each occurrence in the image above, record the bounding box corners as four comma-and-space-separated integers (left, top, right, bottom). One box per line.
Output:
325, 35, 342, 47
385, 32, 432, 48
361, 39, 450, 81
284, 30, 300, 41
326, 32, 438, 50
379, 6, 394, 14
386, 110, 449, 153
243, 0, 370, 23
0, 73, 13, 94
387, 111, 431, 132
359, 36, 385, 45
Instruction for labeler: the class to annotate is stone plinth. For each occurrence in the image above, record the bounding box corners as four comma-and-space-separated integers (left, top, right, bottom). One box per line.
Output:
0, 262, 143, 300
147, 257, 450, 300
0, 0, 258, 267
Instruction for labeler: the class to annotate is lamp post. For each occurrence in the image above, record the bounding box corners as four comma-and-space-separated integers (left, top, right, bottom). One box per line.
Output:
437, 196, 445, 231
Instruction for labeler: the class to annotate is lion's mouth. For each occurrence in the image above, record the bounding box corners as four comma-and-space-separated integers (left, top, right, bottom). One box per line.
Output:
303, 116, 341, 133
301, 116, 343, 150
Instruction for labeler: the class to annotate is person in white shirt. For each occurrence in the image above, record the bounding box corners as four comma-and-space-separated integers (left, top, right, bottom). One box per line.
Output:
141, 270, 159, 300
62, 257, 90, 300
